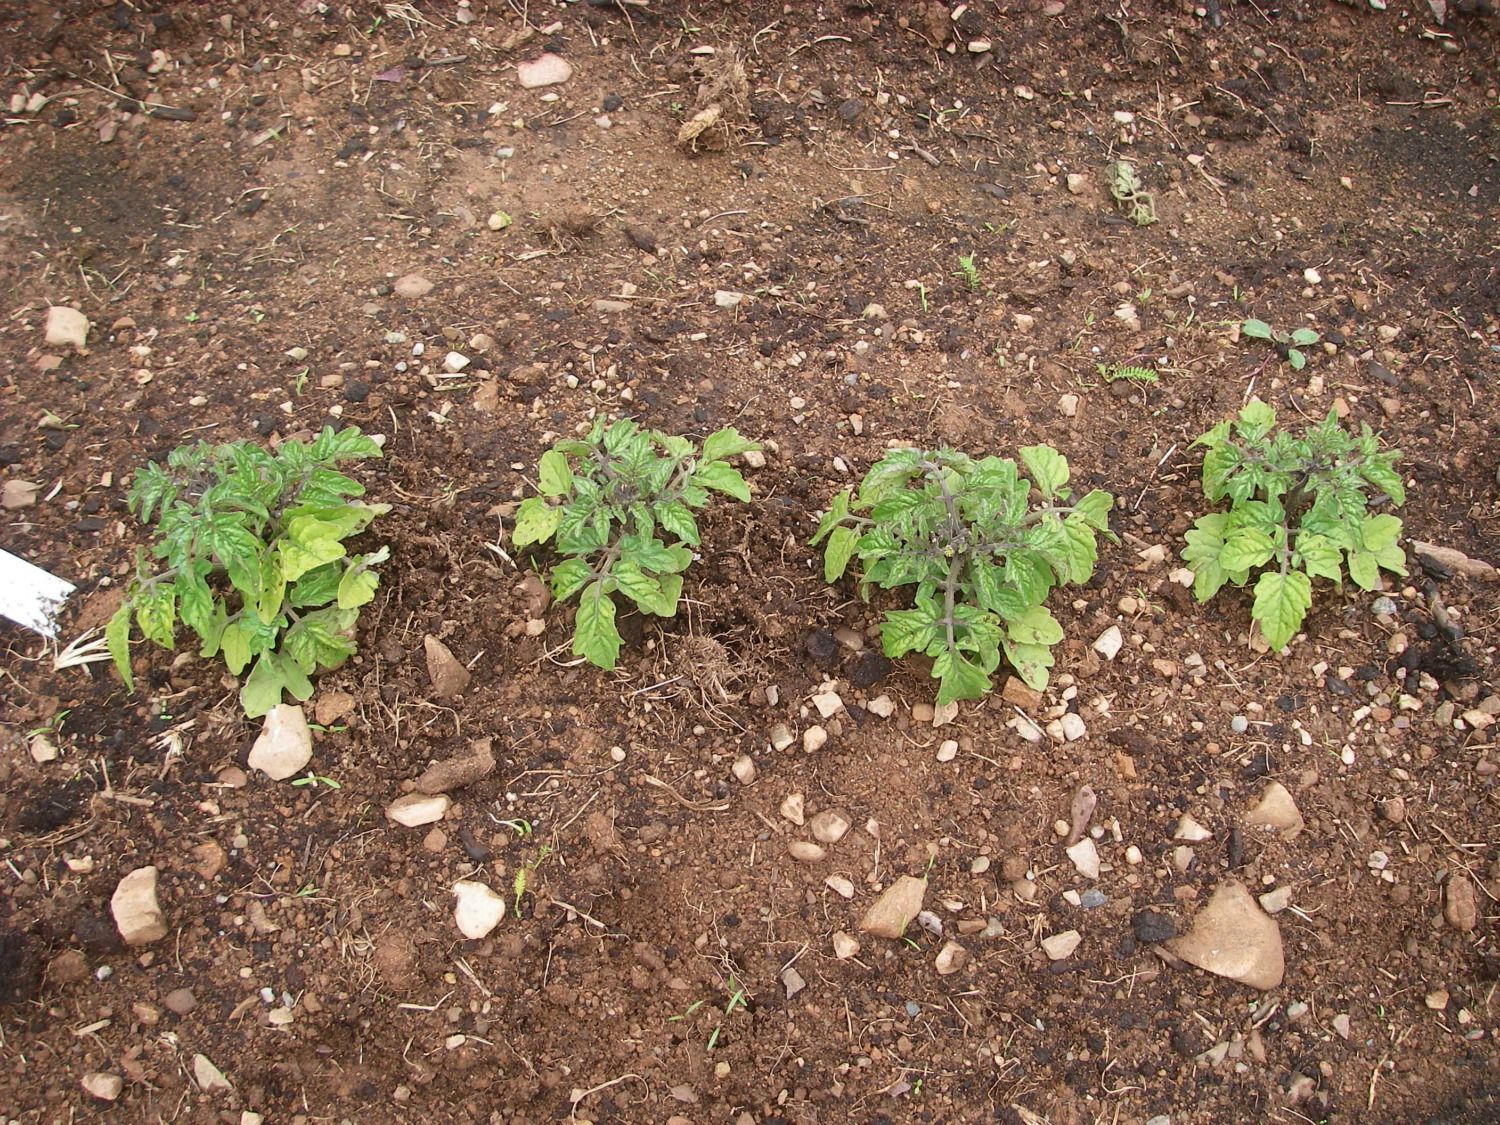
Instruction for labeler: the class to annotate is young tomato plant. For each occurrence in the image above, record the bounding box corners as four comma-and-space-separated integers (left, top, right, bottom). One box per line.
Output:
1240, 317, 1320, 370
512, 418, 759, 670
812, 447, 1113, 705
1182, 399, 1406, 651
107, 427, 389, 718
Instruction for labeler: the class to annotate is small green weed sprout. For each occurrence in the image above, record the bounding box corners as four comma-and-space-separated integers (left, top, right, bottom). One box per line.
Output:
813, 447, 1113, 704
1240, 317, 1320, 370
107, 427, 389, 718
953, 253, 981, 292
513, 418, 759, 670
1182, 399, 1406, 651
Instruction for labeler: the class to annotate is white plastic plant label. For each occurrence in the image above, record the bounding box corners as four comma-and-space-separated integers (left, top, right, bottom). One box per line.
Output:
0, 548, 75, 638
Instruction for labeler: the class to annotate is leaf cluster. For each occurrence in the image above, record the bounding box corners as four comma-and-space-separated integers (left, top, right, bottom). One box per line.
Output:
813, 447, 1113, 706
107, 426, 389, 717
1182, 399, 1406, 651
1240, 317, 1320, 370
513, 419, 759, 670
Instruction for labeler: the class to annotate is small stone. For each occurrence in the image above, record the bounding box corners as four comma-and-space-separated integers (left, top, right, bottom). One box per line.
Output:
189, 841, 226, 880
809, 809, 852, 844
782, 966, 806, 999
1444, 876, 1478, 932
314, 691, 356, 726
967, 37, 993, 53
935, 941, 969, 975
867, 694, 896, 718
1258, 886, 1294, 914
247, 704, 313, 781
811, 690, 844, 718
1380, 796, 1407, 824
802, 725, 828, 752
47, 948, 88, 984
832, 931, 860, 959
193, 1053, 232, 1093
1013, 312, 1036, 333
1174, 814, 1213, 842
423, 635, 471, 698
769, 723, 795, 751
111, 866, 167, 946
714, 290, 746, 308
1002, 678, 1043, 709
414, 738, 496, 794
1332, 1013, 1351, 1040
1060, 713, 1086, 741
1041, 930, 1082, 960
1166, 881, 1284, 990
915, 909, 943, 939
164, 987, 197, 1015
443, 351, 470, 373
970, 856, 991, 875
2, 480, 38, 509
487, 210, 513, 231
936, 739, 959, 763
1125, 845, 1142, 865
825, 874, 855, 899
788, 840, 827, 862
862, 303, 888, 320
1230, 715, 1249, 733
858, 875, 928, 939
731, 755, 757, 784
1426, 989, 1450, 1011
1065, 838, 1100, 879
45, 305, 90, 350
1244, 781, 1304, 840
1079, 888, 1107, 909
517, 53, 573, 89
422, 828, 447, 853
393, 274, 433, 299
82, 1073, 123, 1101
452, 880, 507, 939
780, 793, 805, 825
1058, 394, 1080, 418
386, 793, 450, 827
1065, 173, 1086, 194
1092, 625, 1123, 660
1132, 911, 1175, 943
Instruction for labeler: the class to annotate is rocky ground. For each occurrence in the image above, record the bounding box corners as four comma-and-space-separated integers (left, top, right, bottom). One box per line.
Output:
1, 1, 1499, 1122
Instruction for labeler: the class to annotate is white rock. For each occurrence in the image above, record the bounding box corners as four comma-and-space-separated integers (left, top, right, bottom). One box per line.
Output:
393, 274, 433, 298
1166, 880, 1284, 990
802, 725, 828, 752
1258, 886, 1293, 914
936, 739, 959, 762
1244, 781, 1305, 839
788, 840, 827, 862
1041, 930, 1082, 960
858, 875, 928, 939
731, 755, 757, 784
2, 479, 38, 509
866, 694, 896, 718
1065, 173, 1086, 194
193, 1053, 232, 1092
769, 723, 795, 751
825, 874, 855, 899
1065, 838, 1100, 879
782, 966, 806, 999
780, 792, 805, 825
443, 351, 470, 373
247, 704, 312, 781
967, 37, 993, 53
935, 941, 969, 975
386, 793, 451, 827
809, 809, 852, 844
82, 1072, 123, 1101
1173, 814, 1213, 842
1061, 713, 1087, 741
1058, 394, 1080, 418
45, 305, 90, 351
111, 866, 167, 946
714, 289, 746, 308
811, 690, 844, 718
1092, 625, 1123, 660
932, 700, 960, 727
452, 880, 507, 938
517, 52, 573, 89
832, 931, 861, 959
1014, 312, 1036, 333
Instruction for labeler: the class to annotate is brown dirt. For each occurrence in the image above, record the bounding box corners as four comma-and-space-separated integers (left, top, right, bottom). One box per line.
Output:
2, 2, 1499, 1123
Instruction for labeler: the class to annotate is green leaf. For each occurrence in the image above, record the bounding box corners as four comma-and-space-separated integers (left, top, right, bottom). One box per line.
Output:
106, 601, 134, 690
1071, 489, 1113, 532
1235, 399, 1277, 441
1359, 460, 1405, 506
278, 515, 348, 582
538, 450, 573, 497
1018, 445, 1069, 499
700, 428, 760, 463
643, 572, 683, 617
254, 551, 287, 623
1290, 328, 1319, 346
655, 500, 700, 546
336, 547, 388, 609
134, 586, 177, 649
1001, 639, 1055, 692
1294, 533, 1344, 583
1059, 518, 1099, 584
1241, 318, 1273, 340
1007, 605, 1063, 647
1218, 526, 1278, 573
574, 582, 621, 669
810, 491, 851, 547
514, 496, 561, 548
1251, 570, 1312, 651
220, 618, 252, 675
1346, 549, 1381, 591
283, 607, 358, 674
824, 526, 861, 583
290, 562, 343, 609
307, 425, 382, 462
613, 561, 664, 613
176, 567, 215, 639
691, 461, 751, 502
880, 605, 941, 658
1287, 348, 1306, 371
241, 654, 287, 718
1360, 514, 1402, 553
933, 650, 991, 706
549, 558, 592, 602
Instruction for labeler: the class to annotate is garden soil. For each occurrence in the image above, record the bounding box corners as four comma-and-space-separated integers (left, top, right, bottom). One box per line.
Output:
1, 2, 1499, 1123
